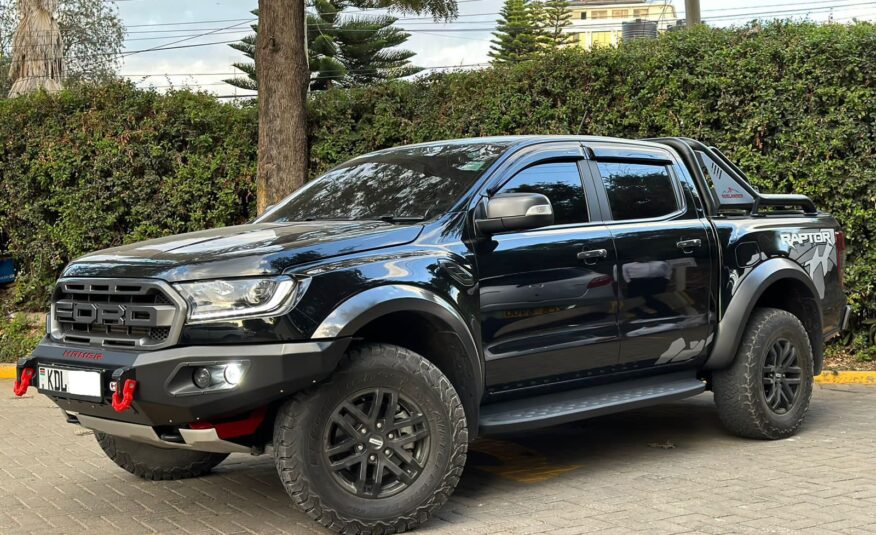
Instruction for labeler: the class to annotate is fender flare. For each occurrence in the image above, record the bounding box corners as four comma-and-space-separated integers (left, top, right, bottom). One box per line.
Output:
312, 284, 483, 406
706, 258, 823, 370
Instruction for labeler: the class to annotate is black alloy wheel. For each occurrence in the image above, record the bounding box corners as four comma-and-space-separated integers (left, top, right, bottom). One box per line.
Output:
323, 388, 431, 499
713, 307, 814, 440
761, 338, 803, 414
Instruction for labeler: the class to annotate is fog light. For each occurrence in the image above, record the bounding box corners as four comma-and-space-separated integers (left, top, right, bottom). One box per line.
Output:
192, 367, 212, 389
224, 363, 243, 385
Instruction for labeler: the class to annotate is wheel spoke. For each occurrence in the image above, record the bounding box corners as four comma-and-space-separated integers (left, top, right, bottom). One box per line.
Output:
342, 402, 371, 428
384, 457, 414, 485
382, 390, 399, 421
784, 377, 802, 385
389, 414, 425, 432
368, 388, 383, 425
786, 366, 802, 375
394, 428, 429, 447
780, 343, 796, 369
781, 382, 796, 406
371, 459, 385, 497
354, 459, 368, 495
327, 439, 356, 457
332, 414, 361, 440
765, 384, 779, 407
330, 452, 365, 471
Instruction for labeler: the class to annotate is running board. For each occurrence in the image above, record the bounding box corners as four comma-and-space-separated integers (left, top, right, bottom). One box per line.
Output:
479, 372, 706, 434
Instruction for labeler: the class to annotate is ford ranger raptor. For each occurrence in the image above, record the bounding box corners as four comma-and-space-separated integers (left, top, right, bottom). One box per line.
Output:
16, 136, 850, 533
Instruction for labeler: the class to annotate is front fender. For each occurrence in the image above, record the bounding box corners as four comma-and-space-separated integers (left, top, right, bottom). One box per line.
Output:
312, 284, 483, 401
706, 258, 822, 370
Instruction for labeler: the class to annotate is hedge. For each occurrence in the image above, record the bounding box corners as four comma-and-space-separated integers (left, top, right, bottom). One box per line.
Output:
0, 84, 258, 305
2, 22, 876, 331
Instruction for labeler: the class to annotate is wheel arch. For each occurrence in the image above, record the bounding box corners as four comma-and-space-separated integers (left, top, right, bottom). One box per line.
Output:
313, 285, 483, 436
707, 258, 824, 373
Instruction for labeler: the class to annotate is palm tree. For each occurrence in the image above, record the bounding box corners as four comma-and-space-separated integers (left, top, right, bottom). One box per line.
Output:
8, 0, 63, 97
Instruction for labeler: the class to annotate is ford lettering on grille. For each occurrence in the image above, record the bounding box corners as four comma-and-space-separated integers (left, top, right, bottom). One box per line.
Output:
51, 279, 183, 349
58, 302, 162, 327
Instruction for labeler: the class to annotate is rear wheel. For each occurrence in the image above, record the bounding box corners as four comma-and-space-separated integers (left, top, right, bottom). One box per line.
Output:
95, 433, 228, 480
273, 343, 468, 534
713, 307, 814, 439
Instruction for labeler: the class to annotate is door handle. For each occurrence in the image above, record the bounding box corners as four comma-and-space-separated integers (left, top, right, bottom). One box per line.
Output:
577, 249, 608, 263
677, 239, 702, 251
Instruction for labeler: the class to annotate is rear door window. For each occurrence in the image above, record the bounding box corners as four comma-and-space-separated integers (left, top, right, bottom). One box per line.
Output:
596, 162, 679, 221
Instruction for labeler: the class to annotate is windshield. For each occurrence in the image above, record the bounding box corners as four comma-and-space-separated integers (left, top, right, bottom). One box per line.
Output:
260, 141, 510, 223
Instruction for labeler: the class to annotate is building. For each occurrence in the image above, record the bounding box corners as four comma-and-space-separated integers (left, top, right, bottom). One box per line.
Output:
564, 0, 677, 50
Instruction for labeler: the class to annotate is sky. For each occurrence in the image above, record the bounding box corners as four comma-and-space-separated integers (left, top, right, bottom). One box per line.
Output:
117, 0, 876, 97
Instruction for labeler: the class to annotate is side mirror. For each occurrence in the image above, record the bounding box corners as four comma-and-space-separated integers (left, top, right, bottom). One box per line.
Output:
475, 193, 554, 235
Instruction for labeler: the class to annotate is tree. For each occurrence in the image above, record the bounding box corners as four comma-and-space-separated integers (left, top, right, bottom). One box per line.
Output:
256, 0, 309, 215
1, 0, 124, 96
317, 7, 421, 87
489, 0, 542, 63
7, 0, 63, 97
226, 2, 421, 92
255, 0, 457, 214
541, 0, 574, 50
225, 11, 258, 92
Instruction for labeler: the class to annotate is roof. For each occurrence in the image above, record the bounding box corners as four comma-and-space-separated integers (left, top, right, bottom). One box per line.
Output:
382, 135, 672, 152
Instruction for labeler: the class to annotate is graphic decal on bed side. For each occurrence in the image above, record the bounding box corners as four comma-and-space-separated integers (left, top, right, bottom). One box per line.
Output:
781, 229, 836, 299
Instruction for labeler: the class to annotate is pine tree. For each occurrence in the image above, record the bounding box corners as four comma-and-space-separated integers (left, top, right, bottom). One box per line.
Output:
335, 15, 421, 86
307, 0, 349, 91
225, 1, 420, 92
541, 0, 573, 50
225, 10, 258, 91
489, 0, 542, 64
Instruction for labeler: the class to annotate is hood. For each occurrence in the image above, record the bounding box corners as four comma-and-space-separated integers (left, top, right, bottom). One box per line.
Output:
62, 221, 423, 282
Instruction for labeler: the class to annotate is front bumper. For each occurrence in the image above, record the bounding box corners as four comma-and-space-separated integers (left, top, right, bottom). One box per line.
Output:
18, 337, 350, 427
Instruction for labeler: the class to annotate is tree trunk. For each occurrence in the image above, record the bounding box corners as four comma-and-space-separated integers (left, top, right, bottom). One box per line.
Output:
256, 0, 309, 214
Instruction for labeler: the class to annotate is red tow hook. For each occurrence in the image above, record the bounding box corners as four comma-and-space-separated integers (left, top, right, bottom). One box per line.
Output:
111, 379, 138, 412
13, 368, 35, 397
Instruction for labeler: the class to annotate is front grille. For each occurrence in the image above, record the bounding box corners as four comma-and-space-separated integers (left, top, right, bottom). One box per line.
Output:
52, 279, 184, 350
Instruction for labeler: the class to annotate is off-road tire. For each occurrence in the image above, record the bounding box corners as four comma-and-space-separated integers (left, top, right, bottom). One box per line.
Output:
95, 432, 229, 480
273, 343, 468, 534
713, 307, 814, 439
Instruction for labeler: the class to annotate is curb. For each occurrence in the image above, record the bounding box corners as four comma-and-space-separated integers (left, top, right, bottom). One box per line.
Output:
1, 363, 874, 383
815, 371, 876, 385
0, 364, 15, 379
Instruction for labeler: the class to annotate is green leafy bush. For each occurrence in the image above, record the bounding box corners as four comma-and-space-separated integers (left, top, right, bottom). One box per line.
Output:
0, 313, 43, 363
3, 21, 876, 339
0, 83, 258, 304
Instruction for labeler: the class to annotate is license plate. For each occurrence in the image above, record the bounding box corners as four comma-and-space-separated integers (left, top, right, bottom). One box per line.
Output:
38, 366, 102, 400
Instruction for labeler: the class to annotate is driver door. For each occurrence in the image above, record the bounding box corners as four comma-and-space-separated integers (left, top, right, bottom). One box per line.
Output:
477, 152, 619, 389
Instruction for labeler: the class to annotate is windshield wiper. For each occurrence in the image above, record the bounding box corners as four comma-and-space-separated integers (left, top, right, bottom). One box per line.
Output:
376, 215, 426, 223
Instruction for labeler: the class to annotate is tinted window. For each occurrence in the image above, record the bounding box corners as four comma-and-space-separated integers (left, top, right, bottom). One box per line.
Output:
597, 162, 679, 221
261, 142, 510, 223
499, 162, 588, 225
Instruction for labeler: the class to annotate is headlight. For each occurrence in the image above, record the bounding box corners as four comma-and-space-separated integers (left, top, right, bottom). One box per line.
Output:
174, 276, 299, 323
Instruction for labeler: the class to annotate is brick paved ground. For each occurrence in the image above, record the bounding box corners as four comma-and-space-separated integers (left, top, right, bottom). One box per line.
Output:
1, 380, 874, 535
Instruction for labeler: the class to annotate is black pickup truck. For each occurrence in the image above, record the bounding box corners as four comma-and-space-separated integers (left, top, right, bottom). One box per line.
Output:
16, 136, 849, 533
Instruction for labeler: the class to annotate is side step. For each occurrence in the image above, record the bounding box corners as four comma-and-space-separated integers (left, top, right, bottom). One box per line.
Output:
479, 372, 706, 434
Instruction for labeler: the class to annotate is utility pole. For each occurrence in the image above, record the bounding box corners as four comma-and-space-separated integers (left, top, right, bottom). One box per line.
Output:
684, 0, 701, 26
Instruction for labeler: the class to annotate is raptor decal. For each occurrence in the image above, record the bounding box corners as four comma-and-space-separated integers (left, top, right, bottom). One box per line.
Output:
783, 228, 837, 298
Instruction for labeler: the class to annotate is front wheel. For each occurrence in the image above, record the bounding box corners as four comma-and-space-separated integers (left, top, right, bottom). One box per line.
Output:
273, 343, 468, 534
712, 307, 814, 439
